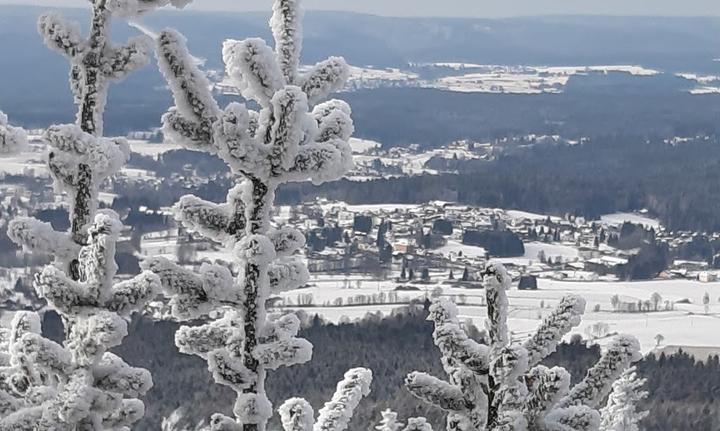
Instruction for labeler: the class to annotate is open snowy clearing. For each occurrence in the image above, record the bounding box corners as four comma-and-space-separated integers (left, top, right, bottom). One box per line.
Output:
600, 212, 661, 229
281, 277, 720, 355
675, 72, 720, 94
128, 140, 181, 157
348, 137, 382, 154
431, 65, 661, 94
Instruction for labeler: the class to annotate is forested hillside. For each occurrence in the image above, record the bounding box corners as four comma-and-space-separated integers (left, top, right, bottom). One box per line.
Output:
104, 306, 720, 430
279, 134, 720, 232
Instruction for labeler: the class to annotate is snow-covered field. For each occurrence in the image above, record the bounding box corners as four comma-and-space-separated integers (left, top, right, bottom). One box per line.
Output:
346, 65, 419, 88
436, 240, 486, 259
348, 138, 381, 154
675, 72, 720, 95
281, 276, 720, 355
129, 140, 180, 157
600, 212, 661, 229
431, 65, 660, 94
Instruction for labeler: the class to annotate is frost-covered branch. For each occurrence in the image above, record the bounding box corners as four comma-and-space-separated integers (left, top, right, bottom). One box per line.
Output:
35, 0, 178, 250
0, 214, 160, 429
559, 335, 643, 409
0, 3, 180, 428
403, 262, 641, 431
599, 367, 648, 431
277, 368, 372, 431
523, 295, 585, 367
147, 1, 361, 430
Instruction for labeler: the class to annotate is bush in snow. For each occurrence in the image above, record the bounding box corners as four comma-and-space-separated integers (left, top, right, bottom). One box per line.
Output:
144, 0, 367, 429
1, 1, 180, 428
404, 263, 642, 431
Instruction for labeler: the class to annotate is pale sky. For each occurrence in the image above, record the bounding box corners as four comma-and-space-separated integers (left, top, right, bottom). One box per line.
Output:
3, 0, 720, 17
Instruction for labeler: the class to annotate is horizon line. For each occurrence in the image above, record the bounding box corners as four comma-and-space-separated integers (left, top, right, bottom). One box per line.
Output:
0, 3, 718, 20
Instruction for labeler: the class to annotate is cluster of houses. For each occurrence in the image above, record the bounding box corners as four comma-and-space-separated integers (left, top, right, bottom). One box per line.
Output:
3, 132, 720, 300
294, 200, 720, 287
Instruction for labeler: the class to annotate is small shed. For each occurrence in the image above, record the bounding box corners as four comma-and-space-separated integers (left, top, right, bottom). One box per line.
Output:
518, 275, 538, 290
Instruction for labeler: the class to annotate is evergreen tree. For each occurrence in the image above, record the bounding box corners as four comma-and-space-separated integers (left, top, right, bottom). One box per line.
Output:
403, 263, 641, 431
143, 1, 371, 429
599, 367, 648, 431
1, 1, 176, 428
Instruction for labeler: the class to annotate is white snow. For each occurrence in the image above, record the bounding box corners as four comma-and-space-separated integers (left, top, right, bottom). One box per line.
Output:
435, 240, 486, 260
600, 213, 661, 229
432, 65, 660, 94
280, 277, 720, 355
676, 73, 720, 94
348, 138, 381, 154
129, 139, 180, 157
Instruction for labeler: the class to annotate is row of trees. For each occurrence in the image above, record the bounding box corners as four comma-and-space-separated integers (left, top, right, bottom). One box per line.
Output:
0, 1, 647, 431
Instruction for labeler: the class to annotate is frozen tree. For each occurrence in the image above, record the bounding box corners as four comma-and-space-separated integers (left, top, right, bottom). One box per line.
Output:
1, 1, 180, 428
144, 0, 364, 430
599, 367, 648, 431
278, 368, 372, 431
404, 263, 642, 431
1, 211, 161, 429
34, 0, 186, 256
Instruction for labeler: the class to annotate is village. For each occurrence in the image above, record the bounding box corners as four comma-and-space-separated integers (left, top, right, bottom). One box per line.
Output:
2, 134, 720, 354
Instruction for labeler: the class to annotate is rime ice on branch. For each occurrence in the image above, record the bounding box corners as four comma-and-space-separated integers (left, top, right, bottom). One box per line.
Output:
36, 0, 178, 248
145, 0, 362, 429
404, 263, 642, 431
598, 367, 648, 431
277, 368, 372, 431
0, 211, 161, 430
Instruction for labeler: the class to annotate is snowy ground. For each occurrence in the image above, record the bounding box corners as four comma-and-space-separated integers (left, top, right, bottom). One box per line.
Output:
128, 140, 180, 157
430, 65, 660, 94
600, 212, 661, 229
675, 73, 720, 95
280, 276, 720, 355
348, 138, 381, 154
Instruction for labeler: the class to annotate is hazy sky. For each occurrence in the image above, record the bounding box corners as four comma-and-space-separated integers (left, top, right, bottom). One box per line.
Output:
3, 0, 720, 17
